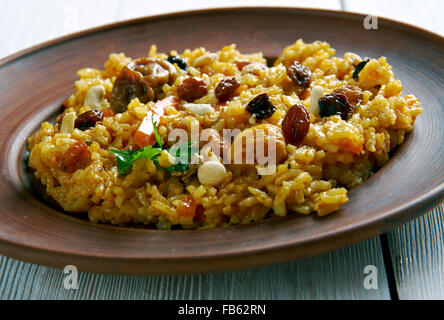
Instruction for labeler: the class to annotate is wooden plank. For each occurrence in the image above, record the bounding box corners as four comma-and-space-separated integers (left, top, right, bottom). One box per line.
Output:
0, 237, 390, 299
0, 0, 121, 59
388, 206, 444, 299
344, 0, 444, 299
116, 0, 342, 20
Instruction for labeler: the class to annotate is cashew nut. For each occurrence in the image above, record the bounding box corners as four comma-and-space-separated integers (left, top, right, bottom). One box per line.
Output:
192, 53, 217, 68
60, 112, 76, 134
84, 85, 105, 107
183, 103, 214, 116
198, 161, 226, 186
241, 62, 267, 76
310, 85, 325, 115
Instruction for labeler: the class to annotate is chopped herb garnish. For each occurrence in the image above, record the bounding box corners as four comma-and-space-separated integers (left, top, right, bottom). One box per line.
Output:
152, 114, 163, 148
110, 121, 200, 175
163, 141, 199, 173
109, 146, 162, 175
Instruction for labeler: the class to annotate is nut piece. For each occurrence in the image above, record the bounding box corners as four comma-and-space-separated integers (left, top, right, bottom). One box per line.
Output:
192, 53, 217, 68
241, 62, 267, 76
183, 103, 214, 116
310, 85, 325, 115
84, 85, 105, 107
198, 161, 226, 186
60, 112, 76, 134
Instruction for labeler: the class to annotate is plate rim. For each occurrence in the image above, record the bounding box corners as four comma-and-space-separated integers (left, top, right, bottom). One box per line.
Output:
2, 6, 444, 66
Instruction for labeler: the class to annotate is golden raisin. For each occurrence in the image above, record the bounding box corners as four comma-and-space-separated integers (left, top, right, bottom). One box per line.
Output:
287, 62, 312, 88
58, 141, 91, 173
176, 77, 208, 102
332, 85, 363, 106
110, 58, 177, 113
215, 77, 240, 102
231, 124, 288, 165
282, 104, 310, 145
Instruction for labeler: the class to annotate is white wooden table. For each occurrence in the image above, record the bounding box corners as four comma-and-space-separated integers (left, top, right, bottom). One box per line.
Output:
0, 0, 443, 300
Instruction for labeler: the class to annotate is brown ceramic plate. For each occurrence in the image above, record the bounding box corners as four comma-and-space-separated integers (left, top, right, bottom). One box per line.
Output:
0, 7, 443, 275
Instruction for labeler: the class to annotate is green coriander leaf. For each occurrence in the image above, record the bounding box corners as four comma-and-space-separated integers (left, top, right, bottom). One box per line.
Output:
134, 146, 162, 161
109, 149, 137, 175
166, 141, 199, 172
109, 145, 162, 175
152, 114, 163, 148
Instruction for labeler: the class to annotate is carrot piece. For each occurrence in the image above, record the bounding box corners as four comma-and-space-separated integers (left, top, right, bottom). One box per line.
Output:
151, 96, 177, 115
176, 195, 198, 218
133, 96, 177, 148
134, 112, 159, 148
101, 108, 115, 118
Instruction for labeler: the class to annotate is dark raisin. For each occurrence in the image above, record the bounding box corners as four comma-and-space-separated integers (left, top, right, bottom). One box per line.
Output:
176, 77, 208, 102
215, 77, 240, 102
194, 205, 205, 224
282, 104, 310, 145
167, 55, 188, 70
246, 93, 276, 120
110, 58, 177, 113
353, 59, 370, 79
287, 62, 312, 88
332, 85, 363, 106
318, 93, 355, 120
74, 109, 103, 131
58, 140, 91, 173
56, 114, 65, 128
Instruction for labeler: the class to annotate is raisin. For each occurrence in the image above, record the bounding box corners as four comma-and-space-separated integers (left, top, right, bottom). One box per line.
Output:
353, 59, 370, 79
231, 124, 288, 165
234, 60, 251, 71
282, 104, 310, 145
332, 85, 363, 106
56, 114, 65, 128
176, 77, 208, 102
110, 58, 177, 113
74, 109, 103, 131
318, 93, 355, 120
194, 205, 205, 223
215, 77, 240, 102
246, 93, 276, 120
58, 140, 91, 173
287, 62, 312, 88
167, 55, 188, 70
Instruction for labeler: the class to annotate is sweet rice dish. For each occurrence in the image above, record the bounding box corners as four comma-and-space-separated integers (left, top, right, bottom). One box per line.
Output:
27, 39, 423, 229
